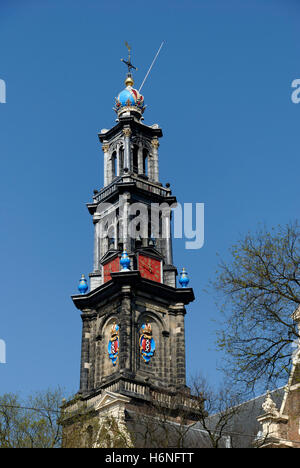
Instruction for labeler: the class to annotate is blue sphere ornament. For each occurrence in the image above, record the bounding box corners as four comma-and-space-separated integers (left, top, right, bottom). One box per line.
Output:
118, 88, 136, 107
120, 250, 130, 271
78, 274, 88, 294
179, 268, 189, 288
114, 85, 145, 115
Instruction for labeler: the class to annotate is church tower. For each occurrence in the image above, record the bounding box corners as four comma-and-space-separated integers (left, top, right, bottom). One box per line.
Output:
63, 48, 196, 447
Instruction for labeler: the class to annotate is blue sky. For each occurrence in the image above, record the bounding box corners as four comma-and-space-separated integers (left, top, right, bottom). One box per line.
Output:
0, 0, 299, 397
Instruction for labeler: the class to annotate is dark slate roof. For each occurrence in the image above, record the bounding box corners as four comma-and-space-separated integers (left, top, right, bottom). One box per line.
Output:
125, 409, 227, 448
123, 389, 285, 448
203, 388, 285, 448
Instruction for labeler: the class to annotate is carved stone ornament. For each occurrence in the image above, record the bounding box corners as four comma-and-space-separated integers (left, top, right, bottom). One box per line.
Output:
262, 391, 280, 416
292, 305, 300, 323
122, 128, 132, 138
151, 138, 159, 149
102, 144, 110, 152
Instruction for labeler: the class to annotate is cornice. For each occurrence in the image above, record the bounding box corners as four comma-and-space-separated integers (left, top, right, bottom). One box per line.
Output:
98, 117, 163, 143
71, 271, 194, 310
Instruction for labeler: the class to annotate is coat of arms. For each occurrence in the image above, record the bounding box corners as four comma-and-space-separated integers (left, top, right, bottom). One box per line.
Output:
108, 323, 119, 366
139, 322, 155, 363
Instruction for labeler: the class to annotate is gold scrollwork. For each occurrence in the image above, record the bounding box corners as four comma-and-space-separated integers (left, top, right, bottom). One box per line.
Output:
123, 128, 132, 138
151, 138, 159, 149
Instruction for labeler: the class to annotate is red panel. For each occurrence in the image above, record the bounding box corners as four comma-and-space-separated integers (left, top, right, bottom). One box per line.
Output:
138, 255, 161, 283
103, 257, 119, 283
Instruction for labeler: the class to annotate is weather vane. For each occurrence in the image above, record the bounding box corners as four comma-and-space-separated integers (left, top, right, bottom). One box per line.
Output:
121, 41, 137, 74
120, 40, 165, 91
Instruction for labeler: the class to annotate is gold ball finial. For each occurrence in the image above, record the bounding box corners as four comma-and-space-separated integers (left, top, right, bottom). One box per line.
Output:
125, 75, 134, 87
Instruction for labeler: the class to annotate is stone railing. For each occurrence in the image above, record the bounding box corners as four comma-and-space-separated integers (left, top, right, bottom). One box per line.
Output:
93, 177, 121, 203
124, 380, 147, 396
151, 389, 201, 411
61, 380, 200, 417
100, 379, 148, 398
93, 175, 170, 203
134, 178, 170, 198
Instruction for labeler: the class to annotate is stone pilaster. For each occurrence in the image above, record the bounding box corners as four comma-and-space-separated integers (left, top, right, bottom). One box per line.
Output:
79, 315, 91, 393
93, 212, 101, 272
169, 304, 187, 389
151, 138, 159, 182
164, 211, 173, 265
123, 128, 132, 171
138, 142, 143, 174
102, 143, 110, 186
120, 192, 130, 252
119, 285, 133, 374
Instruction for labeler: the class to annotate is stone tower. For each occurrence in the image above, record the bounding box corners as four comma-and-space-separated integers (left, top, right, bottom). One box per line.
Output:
62, 54, 196, 447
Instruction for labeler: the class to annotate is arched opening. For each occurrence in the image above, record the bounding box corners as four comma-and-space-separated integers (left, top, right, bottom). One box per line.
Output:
98, 317, 120, 380
107, 224, 115, 250
133, 145, 138, 174
136, 312, 167, 388
112, 151, 117, 178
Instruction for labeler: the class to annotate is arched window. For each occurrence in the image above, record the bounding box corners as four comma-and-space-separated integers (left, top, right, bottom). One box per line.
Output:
112, 151, 117, 178
107, 224, 115, 249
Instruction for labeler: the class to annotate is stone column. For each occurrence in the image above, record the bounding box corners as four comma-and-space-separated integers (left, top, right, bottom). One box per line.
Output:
99, 220, 104, 260
102, 143, 110, 186
93, 213, 101, 272
119, 286, 133, 374
164, 210, 173, 265
148, 153, 153, 179
138, 142, 143, 174
151, 138, 160, 182
116, 144, 120, 177
121, 193, 130, 252
108, 156, 113, 185
123, 127, 132, 171
114, 215, 118, 249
